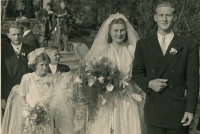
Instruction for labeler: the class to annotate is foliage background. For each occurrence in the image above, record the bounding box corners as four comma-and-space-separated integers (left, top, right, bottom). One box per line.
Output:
65, 0, 200, 46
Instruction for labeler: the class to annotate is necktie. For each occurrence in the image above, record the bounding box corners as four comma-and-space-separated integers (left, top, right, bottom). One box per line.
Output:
16, 47, 20, 54
161, 36, 166, 55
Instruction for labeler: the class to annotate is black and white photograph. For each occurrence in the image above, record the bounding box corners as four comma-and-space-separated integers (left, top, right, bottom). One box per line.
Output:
1, 0, 200, 134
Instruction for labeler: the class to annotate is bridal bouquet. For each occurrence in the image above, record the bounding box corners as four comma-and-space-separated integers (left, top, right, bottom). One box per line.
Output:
21, 98, 52, 134
73, 56, 121, 122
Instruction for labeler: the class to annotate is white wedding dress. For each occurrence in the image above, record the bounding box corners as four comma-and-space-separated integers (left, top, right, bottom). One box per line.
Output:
2, 72, 76, 134
86, 43, 143, 134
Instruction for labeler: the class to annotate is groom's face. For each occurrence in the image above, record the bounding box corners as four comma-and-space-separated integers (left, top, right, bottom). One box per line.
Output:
154, 6, 176, 33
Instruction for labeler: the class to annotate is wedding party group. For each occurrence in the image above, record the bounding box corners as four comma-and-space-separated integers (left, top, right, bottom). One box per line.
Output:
1, 1, 199, 134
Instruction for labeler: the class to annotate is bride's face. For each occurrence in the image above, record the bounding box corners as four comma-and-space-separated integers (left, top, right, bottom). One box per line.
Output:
110, 23, 126, 44
35, 61, 49, 76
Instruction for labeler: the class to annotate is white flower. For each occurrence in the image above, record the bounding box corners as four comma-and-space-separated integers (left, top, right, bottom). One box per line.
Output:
98, 56, 104, 60
169, 48, 177, 56
22, 110, 30, 118
74, 76, 82, 83
106, 84, 114, 92
99, 94, 107, 105
119, 75, 129, 88
98, 76, 104, 83
88, 76, 96, 87
21, 52, 25, 56
87, 72, 91, 75
32, 113, 37, 119
131, 93, 143, 102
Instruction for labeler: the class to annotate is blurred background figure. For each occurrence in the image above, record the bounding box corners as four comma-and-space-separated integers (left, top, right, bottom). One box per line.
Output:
54, 1, 70, 51
24, 0, 33, 18
33, 0, 42, 19
43, 0, 52, 9
38, 2, 54, 47
15, 0, 25, 17
16, 16, 40, 49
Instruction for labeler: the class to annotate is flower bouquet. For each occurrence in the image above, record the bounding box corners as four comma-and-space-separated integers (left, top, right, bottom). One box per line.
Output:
73, 56, 122, 122
21, 98, 52, 134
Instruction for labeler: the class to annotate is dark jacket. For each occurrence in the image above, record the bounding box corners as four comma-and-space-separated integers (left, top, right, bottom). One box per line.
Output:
1, 43, 34, 100
22, 31, 40, 49
48, 64, 70, 73
132, 34, 199, 129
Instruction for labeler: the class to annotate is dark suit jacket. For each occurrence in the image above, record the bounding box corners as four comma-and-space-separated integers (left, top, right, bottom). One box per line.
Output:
48, 64, 70, 73
22, 31, 40, 49
1, 43, 34, 100
132, 34, 199, 129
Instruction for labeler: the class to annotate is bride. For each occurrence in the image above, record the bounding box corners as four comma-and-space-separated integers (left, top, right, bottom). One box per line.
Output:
84, 13, 146, 134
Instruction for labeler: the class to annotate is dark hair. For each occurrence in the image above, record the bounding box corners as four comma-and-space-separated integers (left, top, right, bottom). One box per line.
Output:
16, 16, 30, 29
154, 1, 176, 14
8, 22, 24, 33
29, 53, 50, 71
107, 18, 128, 43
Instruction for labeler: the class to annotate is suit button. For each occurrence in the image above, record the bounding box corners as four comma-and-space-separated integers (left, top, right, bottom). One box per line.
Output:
152, 70, 154, 72
172, 70, 175, 73
169, 86, 172, 89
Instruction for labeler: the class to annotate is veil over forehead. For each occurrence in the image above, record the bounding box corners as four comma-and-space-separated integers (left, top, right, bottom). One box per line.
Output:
84, 13, 139, 61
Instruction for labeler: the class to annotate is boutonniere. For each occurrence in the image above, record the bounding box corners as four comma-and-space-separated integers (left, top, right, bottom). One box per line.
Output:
169, 48, 177, 56
20, 52, 26, 57
16, 52, 26, 58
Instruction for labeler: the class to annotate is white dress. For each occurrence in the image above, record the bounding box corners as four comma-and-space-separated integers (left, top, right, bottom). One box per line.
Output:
2, 72, 76, 134
86, 43, 144, 134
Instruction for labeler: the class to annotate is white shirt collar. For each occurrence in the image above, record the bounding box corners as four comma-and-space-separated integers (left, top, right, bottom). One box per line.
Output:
23, 30, 31, 37
157, 31, 174, 49
49, 64, 58, 74
11, 43, 22, 53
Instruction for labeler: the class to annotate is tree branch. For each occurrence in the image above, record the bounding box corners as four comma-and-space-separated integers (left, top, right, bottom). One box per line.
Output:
176, 0, 186, 24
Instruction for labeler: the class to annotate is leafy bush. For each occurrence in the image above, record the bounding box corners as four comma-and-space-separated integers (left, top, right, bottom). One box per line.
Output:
65, 0, 200, 45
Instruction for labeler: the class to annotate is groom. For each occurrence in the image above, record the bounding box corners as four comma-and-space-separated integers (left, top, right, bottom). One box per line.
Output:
132, 1, 199, 134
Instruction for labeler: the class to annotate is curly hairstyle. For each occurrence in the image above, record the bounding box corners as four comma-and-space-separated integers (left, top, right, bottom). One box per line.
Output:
28, 53, 50, 71
107, 18, 128, 43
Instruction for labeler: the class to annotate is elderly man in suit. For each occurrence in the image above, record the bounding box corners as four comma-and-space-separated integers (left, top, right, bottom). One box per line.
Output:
1, 22, 34, 110
44, 46, 70, 74
16, 16, 40, 49
132, 1, 199, 134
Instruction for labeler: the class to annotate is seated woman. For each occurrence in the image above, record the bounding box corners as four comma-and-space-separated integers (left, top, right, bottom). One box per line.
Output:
2, 48, 76, 134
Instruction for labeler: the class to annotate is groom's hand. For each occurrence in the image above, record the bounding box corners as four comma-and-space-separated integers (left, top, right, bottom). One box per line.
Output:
181, 112, 194, 126
148, 79, 168, 92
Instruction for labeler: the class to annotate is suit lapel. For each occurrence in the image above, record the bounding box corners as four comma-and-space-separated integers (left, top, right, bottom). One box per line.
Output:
157, 34, 182, 78
13, 44, 28, 76
3, 44, 15, 77
22, 31, 30, 41
149, 34, 164, 64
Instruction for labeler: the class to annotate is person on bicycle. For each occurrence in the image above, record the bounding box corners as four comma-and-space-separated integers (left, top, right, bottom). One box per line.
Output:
54, 1, 70, 51
37, 2, 54, 46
